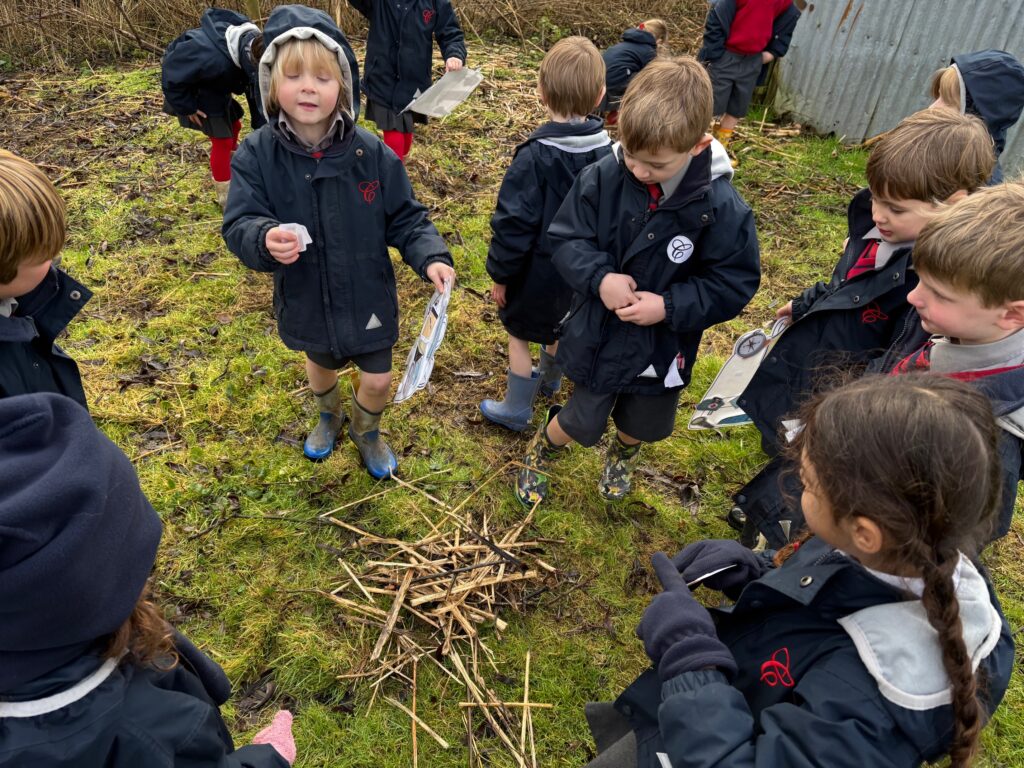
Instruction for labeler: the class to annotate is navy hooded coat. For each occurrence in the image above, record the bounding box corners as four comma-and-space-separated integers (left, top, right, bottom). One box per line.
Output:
602, 28, 659, 110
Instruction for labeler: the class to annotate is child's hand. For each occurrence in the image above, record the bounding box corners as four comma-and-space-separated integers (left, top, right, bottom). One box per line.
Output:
615, 291, 666, 326
598, 272, 639, 311
187, 110, 207, 127
425, 262, 455, 293
265, 227, 301, 265
252, 710, 296, 765
761, 51, 775, 65
776, 300, 793, 319
445, 57, 464, 72
491, 283, 507, 308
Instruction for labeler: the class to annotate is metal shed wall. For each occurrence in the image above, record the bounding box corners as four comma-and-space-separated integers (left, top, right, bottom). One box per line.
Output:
774, 0, 1024, 176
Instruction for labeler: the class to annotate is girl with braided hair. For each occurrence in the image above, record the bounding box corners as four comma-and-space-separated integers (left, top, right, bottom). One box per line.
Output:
584, 374, 1013, 768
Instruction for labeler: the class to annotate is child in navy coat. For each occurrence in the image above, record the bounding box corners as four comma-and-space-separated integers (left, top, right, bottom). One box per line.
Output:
600, 19, 668, 125
223, 5, 454, 478
481, 36, 612, 431
348, 0, 467, 162
586, 375, 1013, 768
515, 57, 759, 506
161, 8, 264, 207
0, 393, 295, 767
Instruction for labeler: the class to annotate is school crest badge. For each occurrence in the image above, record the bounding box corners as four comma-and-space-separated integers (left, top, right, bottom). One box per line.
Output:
667, 235, 694, 264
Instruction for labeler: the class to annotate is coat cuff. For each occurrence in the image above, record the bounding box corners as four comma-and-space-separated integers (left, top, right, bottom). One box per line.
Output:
257, 221, 279, 270
589, 266, 613, 297
420, 253, 454, 280
662, 291, 676, 326
660, 667, 731, 700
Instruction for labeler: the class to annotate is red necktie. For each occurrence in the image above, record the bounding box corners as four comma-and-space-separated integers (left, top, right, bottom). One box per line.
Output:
646, 183, 662, 211
847, 241, 879, 280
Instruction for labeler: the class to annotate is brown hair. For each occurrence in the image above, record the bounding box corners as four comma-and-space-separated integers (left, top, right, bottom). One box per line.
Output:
538, 36, 605, 118
930, 65, 962, 111
618, 56, 712, 154
913, 181, 1024, 307
0, 150, 67, 285
638, 18, 669, 46
267, 37, 349, 117
791, 375, 1001, 766
104, 588, 177, 670
866, 109, 994, 203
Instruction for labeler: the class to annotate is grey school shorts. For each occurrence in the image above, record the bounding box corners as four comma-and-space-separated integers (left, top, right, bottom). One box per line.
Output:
557, 382, 681, 447
710, 50, 763, 117
306, 346, 392, 374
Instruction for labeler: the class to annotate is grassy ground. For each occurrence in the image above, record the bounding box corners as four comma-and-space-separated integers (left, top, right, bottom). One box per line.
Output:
1, 40, 1022, 767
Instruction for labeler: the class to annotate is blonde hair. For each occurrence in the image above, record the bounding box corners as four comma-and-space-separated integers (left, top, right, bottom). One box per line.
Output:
267, 38, 348, 117
914, 181, 1024, 307
0, 150, 66, 285
618, 56, 712, 154
930, 66, 962, 110
639, 18, 669, 46
866, 109, 994, 203
538, 36, 605, 118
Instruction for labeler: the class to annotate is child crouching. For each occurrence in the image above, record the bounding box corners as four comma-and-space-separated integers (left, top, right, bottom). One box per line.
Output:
223, 5, 454, 478
515, 57, 760, 506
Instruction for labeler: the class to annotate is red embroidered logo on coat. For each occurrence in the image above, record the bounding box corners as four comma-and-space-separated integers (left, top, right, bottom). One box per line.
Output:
422, 8, 435, 24
359, 180, 380, 203
861, 302, 889, 324
760, 647, 795, 688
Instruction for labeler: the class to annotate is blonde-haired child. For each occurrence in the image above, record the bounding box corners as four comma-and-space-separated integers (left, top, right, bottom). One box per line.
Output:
223, 5, 454, 477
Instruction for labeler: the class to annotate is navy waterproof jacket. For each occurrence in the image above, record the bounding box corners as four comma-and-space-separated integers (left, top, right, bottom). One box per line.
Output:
602, 28, 659, 110
0, 268, 91, 409
223, 13, 451, 359
739, 188, 918, 453
349, 0, 467, 113
951, 50, 1024, 184
161, 8, 264, 129
613, 537, 1014, 768
0, 636, 287, 767
549, 142, 759, 394
486, 118, 612, 344
697, 0, 801, 62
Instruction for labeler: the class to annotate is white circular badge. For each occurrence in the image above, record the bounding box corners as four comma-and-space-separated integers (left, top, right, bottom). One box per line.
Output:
667, 235, 694, 264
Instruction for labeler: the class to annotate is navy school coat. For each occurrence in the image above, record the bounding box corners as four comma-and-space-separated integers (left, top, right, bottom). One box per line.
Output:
549, 141, 760, 394
602, 28, 659, 110
349, 0, 467, 113
485, 118, 612, 345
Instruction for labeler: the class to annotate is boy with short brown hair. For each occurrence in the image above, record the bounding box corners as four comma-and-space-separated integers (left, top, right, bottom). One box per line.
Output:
515, 56, 760, 506
481, 36, 612, 431
0, 150, 91, 408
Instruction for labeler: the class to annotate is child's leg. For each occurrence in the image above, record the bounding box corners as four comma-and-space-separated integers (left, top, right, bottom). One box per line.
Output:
209, 136, 234, 182
537, 342, 563, 398
303, 357, 346, 461
230, 119, 242, 151
348, 369, 398, 479
599, 390, 681, 500
480, 335, 539, 431
403, 131, 414, 157
382, 130, 407, 162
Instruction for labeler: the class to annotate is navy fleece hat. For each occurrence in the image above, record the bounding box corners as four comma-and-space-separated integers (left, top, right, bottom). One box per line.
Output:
0, 394, 162, 691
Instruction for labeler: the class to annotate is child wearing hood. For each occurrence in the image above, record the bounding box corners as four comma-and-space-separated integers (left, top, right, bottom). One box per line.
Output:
0, 393, 295, 767
223, 5, 455, 478
600, 19, 668, 125
929, 49, 1024, 183
161, 8, 265, 207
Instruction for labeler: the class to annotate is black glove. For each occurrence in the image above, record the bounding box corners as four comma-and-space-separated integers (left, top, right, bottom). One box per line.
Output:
637, 553, 738, 682
671, 539, 769, 600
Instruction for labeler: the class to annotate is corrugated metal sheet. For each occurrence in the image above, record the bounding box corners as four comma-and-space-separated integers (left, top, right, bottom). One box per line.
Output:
775, 0, 1024, 176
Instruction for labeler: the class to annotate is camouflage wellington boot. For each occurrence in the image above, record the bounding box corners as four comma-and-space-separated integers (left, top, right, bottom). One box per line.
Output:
598, 436, 642, 500
515, 405, 563, 508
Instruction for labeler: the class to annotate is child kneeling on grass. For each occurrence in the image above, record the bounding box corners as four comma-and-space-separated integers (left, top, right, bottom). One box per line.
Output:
515, 56, 760, 506
223, 5, 454, 478
585, 375, 1012, 768
0, 393, 294, 767
481, 35, 612, 431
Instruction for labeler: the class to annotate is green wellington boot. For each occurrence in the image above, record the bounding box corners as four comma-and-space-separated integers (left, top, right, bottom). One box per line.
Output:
348, 389, 398, 479
303, 382, 347, 461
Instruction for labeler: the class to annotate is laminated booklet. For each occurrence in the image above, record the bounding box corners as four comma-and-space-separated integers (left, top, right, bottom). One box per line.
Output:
403, 67, 484, 118
394, 280, 452, 403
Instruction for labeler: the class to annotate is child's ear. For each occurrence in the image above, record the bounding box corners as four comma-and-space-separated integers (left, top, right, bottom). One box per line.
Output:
944, 189, 969, 204
689, 133, 714, 156
537, 85, 547, 106
998, 300, 1024, 331
849, 515, 885, 556
594, 85, 606, 110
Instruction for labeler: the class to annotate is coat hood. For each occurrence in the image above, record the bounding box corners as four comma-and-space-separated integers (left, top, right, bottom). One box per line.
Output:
259, 4, 357, 120
950, 50, 1024, 156
198, 7, 251, 64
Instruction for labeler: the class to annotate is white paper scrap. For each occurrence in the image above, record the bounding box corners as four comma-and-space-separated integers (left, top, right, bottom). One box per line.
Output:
279, 222, 312, 252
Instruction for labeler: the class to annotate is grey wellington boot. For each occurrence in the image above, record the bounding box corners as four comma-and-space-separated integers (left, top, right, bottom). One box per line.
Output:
536, 347, 563, 398
348, 389, 398, 479
303, 382, 347, 461
479, 370, 541, 431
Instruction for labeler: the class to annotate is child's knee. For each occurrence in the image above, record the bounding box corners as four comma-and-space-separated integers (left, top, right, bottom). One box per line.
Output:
359, 371, 392, 397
